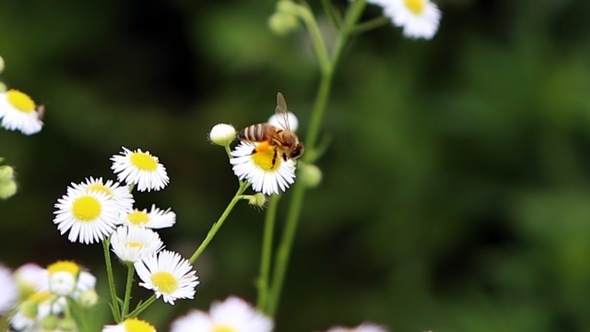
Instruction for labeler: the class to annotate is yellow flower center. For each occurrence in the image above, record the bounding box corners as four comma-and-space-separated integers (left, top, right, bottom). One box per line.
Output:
72, 196, 102, 221
127, 241, 144, 249
130, 152, 158, 171
87, 183, 113, 198
127, 211, 150, 226
122, 318, 156, 332
47, 261, 80, 276
251, 142, 280, 171
151, 271, 178, 294
404, 0, 426, 14
6, 89, 36, 112
212, 325, 237, 332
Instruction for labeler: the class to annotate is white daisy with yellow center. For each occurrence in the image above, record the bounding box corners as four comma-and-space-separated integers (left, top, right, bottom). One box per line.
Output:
170, 296, 273, 332
0, 264, 18, 315
119, 204, 176, 229
324, 323, 389, 332
111, 147, 169, 192
69, 177, 135, 213
0, 89, 43, 135
110, 226, 164, 263
369, 0, 441, 39
230, 141, 296, 195
43, 261, 96, 299
53, 188, 120, 244
134, 250, 199, 305
102, 318, 157, 332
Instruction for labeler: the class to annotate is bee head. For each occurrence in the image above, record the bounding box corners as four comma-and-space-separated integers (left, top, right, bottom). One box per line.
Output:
289, 143, 304, 160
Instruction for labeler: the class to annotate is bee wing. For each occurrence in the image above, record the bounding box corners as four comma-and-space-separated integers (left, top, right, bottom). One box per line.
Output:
274, 92, 291, 131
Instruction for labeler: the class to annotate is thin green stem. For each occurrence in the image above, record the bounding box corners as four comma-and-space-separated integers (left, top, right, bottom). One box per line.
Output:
121, 263, 135, 319
265, 0, 368, 318
298, 4, 332, 75
267, 182, 306, 317
189, 181, 250, 264
102, 239, 121, 322
256, 195, 281, 312
128, 296, 156, 318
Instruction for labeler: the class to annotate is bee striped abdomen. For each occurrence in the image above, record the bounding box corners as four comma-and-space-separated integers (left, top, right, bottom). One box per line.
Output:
239, 124, 270, 142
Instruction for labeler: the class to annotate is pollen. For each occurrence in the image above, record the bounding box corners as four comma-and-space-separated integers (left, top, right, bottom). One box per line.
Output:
252, 145, 280, 171
127, 211, 150, 226
72, 196, 102, 221
151, 271, 178, 294
6, 89, 36, 112
87, 184, 113, 198
404, 0, 426, 14
130, 152, 158, 171
47, 261, 80, 276
123, 318, 156, 332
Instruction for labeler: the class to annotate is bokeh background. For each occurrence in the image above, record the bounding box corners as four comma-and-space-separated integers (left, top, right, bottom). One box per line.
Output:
2, 0, 590, 331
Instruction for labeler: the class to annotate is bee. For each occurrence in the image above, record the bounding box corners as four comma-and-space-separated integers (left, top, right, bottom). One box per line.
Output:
238, 92, 304, 167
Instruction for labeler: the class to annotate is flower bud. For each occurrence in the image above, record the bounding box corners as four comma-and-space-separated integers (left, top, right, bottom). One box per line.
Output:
77, 289, 99, 307
0, 55, 4, 74
0, 165, 15, 182
0, 180, 17, 199
248, 193, 267, 207
268, 12, 300, 36
0, 82, 6, 93
209, 123, 237, 147
40, 315, 59, 330
298, 163, 322, 188
19, 300, 38, 319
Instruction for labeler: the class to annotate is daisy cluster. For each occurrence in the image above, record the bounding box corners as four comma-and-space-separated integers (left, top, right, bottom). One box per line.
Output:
0, 56, 44, 135
52, 147, 198, 306
367, 0, 441, 39
0, 262, 98, 331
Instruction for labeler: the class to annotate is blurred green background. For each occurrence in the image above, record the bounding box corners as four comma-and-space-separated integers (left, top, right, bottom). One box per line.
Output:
2, 0, 590, 331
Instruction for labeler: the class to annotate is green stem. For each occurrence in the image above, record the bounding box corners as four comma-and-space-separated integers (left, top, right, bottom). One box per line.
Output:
265, 0, 367, 318
128, 296, 156, 318
267, 182, 306, 317
102, 239, 121, 322
298, 4, 332, 75
256, 195, 281, 312
189, 181, 250, 264
121, 263, 135, 319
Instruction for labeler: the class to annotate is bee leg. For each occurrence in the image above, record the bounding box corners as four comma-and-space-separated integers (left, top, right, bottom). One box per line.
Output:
282, 153, 288, 161
272, 149, 278, 168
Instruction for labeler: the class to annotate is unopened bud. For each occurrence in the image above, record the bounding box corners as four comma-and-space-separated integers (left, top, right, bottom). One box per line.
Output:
298, 163, 322, 188
268, 12, 300, 36
20, 300, 39, 319
0, 165, 14, 181
0, 56, 4, 74
57, 317, 78, 331
248, 193, 267, 207
209, 123, 237, 147
0, 180, 17, 199
40, 315, 59, 330
78, 289, 99, 307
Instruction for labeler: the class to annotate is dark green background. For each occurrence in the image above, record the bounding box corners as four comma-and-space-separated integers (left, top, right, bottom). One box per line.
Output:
2, 0, 590, 331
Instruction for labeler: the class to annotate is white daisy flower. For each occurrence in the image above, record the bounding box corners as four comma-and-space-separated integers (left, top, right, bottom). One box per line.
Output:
209, 123, 237, 146
170, 296, 273, 332
0, 264, 18, 315
69, 177, 134, 213
0, 89, 43, 135
230, 142, 296, 195
111, 147, 169, 192
14, 263, 46, 297
324, 323, 389, 332
10, 291, 64, 331
119, 204, 176, 229
111, 226, 164, 263
102, 318, 157, 332
368, 0, 441, 39
134, 250, 199, 305
53, 189, 120, 244
45, 261, 96, 298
